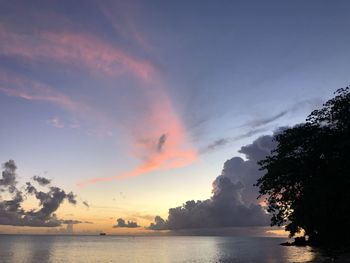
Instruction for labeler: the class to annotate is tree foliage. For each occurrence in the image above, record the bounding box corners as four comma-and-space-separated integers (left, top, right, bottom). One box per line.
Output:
256, 87, 350, 246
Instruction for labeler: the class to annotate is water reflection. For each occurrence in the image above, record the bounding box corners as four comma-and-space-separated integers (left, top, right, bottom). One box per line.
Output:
283, 245, 317, 262
0, 235, 331, 263
28, 236, 54, 262
0, 235, 54, 263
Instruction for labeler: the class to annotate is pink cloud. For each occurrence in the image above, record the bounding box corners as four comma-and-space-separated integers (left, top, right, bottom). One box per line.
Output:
78, 81, 198, 187
0, 24, 155, 81
0, 71, 121, 137
0, 71, 81, 112
0, 23, 197, 184
0, 70, 117, 139
97, 1, 154, 52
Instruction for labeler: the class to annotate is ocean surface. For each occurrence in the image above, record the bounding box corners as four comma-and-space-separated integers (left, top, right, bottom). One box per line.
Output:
0, 235, 336, 263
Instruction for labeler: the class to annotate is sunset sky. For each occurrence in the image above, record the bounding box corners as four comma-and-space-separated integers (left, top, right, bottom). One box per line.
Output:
1, 0, 350, 234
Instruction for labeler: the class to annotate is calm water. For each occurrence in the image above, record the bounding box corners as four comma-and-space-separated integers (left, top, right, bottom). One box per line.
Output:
0, 235, 333, 263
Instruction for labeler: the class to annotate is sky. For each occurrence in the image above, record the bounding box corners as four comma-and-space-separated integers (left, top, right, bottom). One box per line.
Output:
1, 0, 350, 235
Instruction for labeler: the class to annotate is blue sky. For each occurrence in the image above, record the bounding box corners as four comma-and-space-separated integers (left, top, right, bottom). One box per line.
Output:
1, 0, 350, 233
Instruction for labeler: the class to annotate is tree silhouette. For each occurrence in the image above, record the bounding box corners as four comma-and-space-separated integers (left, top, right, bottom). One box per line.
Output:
256, 87, 350, 246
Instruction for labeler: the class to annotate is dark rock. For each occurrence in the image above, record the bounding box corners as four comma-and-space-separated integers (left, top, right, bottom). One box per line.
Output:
294, 237, 307, 246
280, 242, 293, 246
280, 237, 308, 246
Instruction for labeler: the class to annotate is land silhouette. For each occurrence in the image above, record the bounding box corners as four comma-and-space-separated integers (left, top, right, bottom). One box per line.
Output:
256, 87, 350, 248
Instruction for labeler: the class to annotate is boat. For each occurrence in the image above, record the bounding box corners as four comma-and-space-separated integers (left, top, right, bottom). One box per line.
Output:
99, 232, 106, 236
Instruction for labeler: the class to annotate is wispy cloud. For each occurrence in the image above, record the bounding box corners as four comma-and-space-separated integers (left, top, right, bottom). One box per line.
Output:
201, 98, 324, 154
202, 138, 230, 153
130, 212, 155, 221
244, 110, 288, 128
0, 70, 115, 136
0, 71, 82, 112
1, 63, 196, 187
243, 99, 324, 129
0, 21, 197, 185
78, 89, 198, 186
47, 117, 65, 129
201, 128, 268, 154
97, 1, 153, 51
0, 24, 155, 81
46, 117, 81, 130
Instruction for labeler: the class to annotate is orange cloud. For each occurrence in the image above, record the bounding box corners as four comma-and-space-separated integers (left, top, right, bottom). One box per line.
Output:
78, 150, 197, 186
78, 80, 198, 187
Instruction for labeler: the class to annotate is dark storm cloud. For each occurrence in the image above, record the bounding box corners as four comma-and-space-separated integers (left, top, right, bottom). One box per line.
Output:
113, 218, 139, 228
33, 175, 51, 186
149, 130, 284, 230
0, 160, 84, 227
157, 133, 167, 152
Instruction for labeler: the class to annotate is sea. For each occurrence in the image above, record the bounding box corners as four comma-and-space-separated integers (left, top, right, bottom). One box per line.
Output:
0, 235, 339, 263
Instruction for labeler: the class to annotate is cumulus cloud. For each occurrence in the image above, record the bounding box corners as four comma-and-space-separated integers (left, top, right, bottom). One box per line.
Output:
149, 178, 268, 230
113, 218, 139, 228
33, 175, 51, 186
0, 160, 17, 192
0, 160, 84, 227
149, 216, 167, 230
149, 131, 283, 230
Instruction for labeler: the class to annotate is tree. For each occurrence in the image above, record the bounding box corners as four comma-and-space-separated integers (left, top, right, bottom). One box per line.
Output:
256, 87, 350, 246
